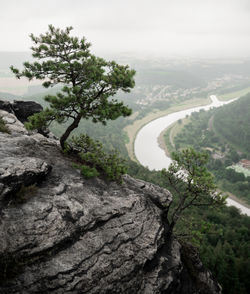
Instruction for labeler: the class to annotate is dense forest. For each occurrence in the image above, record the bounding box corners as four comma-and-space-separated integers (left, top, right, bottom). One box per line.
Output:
1, 54, 250, 293
214, 93, 250, 156
127, 160, 250, 294
168, 95, 250, 205
1, 109, 249, 293
156, 94, 250, 292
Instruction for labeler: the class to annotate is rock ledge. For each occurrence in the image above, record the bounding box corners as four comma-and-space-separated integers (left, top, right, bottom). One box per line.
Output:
0, 101, 221, 293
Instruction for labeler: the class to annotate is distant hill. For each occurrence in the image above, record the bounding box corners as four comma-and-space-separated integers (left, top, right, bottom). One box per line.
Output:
135, 68, 206, 88
0, 91, 21, 101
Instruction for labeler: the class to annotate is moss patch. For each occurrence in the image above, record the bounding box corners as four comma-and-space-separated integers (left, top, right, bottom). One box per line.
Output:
0, 116, 10, 133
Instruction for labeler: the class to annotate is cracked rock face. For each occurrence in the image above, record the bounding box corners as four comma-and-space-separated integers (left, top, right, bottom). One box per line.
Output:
0, 102, 221, 294
0, 156, 52, 200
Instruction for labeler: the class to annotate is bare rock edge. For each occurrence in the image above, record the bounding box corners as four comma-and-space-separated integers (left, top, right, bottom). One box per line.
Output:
0, 102, 221, 294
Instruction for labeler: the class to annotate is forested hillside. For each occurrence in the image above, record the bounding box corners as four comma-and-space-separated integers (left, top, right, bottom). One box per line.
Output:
214, 93, 250, 155
1, 53, 250, 293
135, 68, 206, 88
166, 94, 250, 205
127, 161, 250, 294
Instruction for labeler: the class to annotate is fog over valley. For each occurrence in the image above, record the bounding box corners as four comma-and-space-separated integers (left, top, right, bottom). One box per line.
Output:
0, 1, 250, 294
1, 0, 250, 58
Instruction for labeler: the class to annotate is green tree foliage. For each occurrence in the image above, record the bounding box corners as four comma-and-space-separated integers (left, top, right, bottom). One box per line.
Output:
128, 159, 250, 293
171, 103, 250, 204
67, 134, 127, 182
0, 116, 10, 133
214, 93, 250, 156
161, 148, 226, 235
10, 25, 136, 149
200, 206, 250, 294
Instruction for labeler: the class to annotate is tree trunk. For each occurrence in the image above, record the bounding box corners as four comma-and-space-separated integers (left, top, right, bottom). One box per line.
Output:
167, 220, 176, 237
60, 114, 82, 149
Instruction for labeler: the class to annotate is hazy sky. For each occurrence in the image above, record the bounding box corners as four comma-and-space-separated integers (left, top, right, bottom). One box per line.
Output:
1, 0, 250, 58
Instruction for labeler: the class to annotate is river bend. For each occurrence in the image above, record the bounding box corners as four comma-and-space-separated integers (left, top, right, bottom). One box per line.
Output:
134, 95, 250, 216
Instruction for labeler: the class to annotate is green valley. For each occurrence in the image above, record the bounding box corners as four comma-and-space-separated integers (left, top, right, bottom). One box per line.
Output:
163, 93, 250, 205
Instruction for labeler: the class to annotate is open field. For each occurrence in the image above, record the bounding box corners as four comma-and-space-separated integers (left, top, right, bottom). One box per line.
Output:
218, 86, 250, 101
124, 96, 210, 160
229, 165, 250, 177
158, 116, 191, 157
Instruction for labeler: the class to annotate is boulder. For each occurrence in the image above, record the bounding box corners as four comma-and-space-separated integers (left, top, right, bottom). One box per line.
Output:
12, 100, 43, 123
0, 102, 221, 294
0, 99, 43, 123
0, 156, 52, 201
0, 100, 13, 114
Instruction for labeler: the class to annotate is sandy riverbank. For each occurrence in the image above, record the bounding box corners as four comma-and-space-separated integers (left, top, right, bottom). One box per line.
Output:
124, 97, 210, 160
158, 127, 171, 157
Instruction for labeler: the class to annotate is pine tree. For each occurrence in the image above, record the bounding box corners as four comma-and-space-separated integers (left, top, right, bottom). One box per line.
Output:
11, 25, 136, 149
161, 148, 226, 235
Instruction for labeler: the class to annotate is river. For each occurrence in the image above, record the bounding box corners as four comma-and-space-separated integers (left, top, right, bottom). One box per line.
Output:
134, 95, 250, 216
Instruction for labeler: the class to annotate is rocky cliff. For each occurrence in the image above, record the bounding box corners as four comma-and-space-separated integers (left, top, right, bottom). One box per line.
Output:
0, 100, 221, 294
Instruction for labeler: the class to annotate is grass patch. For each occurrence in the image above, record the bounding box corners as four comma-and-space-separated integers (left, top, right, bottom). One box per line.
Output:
218, 86, 250, 101
162, 116, 191, 155
66, 134, 127, 183
163, 127, 174, 155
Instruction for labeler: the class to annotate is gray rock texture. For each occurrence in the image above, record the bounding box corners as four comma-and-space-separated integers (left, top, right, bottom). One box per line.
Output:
0, 156, 51, 200
0, 103, 221, 293
0, 100, 43, 123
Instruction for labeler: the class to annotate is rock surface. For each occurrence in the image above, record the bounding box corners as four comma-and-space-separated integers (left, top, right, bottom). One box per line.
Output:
0, 156, 51, 200
11, 100, 43, 123
0, 103, 221, 294
0, 99, 43, 123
